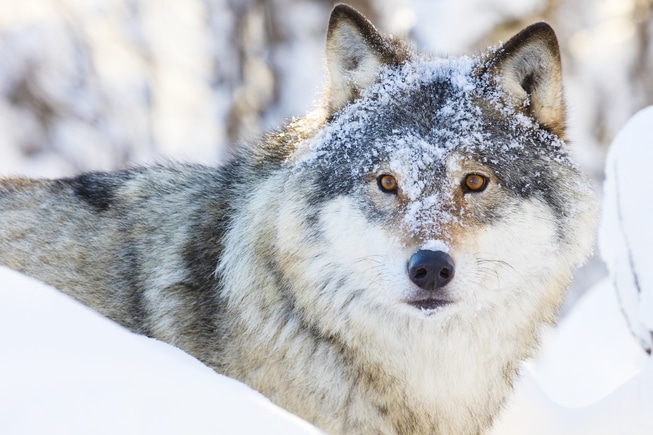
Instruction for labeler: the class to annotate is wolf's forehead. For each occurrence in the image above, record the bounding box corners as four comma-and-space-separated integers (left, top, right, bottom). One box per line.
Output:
355, 56, 482, 138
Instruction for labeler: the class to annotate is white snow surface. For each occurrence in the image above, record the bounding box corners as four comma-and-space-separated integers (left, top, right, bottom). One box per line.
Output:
0, 267, 322, 435
599, 106, 653, 354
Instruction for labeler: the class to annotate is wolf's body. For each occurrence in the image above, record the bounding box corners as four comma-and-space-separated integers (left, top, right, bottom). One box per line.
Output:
0, 5, 596, 435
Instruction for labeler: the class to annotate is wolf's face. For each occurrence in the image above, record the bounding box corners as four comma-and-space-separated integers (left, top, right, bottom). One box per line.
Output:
284, 60, 583, 327
269, 11, 596, 362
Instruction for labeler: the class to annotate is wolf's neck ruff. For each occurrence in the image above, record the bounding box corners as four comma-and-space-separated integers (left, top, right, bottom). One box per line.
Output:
0, 4, 597, 435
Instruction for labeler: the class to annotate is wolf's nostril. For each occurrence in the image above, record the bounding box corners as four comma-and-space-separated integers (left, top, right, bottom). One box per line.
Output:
414, 268, 427, 279
407, 250, 455, 291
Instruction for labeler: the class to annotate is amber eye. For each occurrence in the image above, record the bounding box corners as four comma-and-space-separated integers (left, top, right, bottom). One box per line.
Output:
377, 174, 398, 193
463, 174, 488, 192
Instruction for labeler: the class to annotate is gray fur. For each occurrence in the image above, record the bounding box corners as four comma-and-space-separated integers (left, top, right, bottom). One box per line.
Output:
0, 5, 597, 435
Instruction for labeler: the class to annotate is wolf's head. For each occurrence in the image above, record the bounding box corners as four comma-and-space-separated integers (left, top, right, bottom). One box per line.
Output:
222, 5, 597, 431
271, 3, 596, 326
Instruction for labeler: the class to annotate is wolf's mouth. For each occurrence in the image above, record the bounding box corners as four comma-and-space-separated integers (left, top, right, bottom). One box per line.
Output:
408, 298, 451, 311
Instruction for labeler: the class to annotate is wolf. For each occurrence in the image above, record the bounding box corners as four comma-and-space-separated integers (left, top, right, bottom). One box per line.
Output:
0, 4, 596, 435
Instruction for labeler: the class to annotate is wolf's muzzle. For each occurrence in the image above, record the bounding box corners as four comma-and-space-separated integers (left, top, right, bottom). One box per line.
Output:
407, 250, 455, 290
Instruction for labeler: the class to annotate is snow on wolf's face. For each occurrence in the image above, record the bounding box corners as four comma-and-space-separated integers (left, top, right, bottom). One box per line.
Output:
288, 56, 589, 327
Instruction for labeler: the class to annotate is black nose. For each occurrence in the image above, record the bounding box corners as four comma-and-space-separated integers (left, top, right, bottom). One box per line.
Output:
407, 250, 455, 290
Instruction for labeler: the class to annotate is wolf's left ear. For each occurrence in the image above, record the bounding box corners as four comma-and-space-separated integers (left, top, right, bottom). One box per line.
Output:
486, 22, 565, 137
325, 4, 407, 115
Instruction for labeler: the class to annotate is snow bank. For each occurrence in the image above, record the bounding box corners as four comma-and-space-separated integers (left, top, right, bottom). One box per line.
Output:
0, 267, 321, 435
599, 106, 653, 354
490, 106, 653, 434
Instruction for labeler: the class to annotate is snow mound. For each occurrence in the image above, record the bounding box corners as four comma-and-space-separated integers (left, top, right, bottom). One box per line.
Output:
0, 266, 321, 435
600, 106, 653, 354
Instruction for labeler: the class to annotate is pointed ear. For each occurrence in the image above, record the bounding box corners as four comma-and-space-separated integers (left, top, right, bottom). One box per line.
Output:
325, 4, 407, 115
488, 22, 565, 137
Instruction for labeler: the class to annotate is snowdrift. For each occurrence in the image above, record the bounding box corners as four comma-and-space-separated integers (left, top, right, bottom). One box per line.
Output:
0, 268, 321, 434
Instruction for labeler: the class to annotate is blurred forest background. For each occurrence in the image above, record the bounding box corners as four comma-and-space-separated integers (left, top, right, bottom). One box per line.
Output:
0, 0, 651, 305
0, 0, 651, 177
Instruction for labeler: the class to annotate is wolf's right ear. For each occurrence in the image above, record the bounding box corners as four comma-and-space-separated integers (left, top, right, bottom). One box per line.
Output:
325, 4, 407, 115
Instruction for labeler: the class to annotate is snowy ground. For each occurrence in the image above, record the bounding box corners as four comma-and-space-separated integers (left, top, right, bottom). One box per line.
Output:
0, 268, 322, 435
1, 108, 652, 433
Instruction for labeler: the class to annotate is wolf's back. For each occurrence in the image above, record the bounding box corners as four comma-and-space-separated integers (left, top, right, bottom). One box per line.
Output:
0, 176, 128, 317
0, 166, 232, 359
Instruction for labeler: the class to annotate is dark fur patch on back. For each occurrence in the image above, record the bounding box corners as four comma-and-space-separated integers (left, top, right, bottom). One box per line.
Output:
69, 172, 119, 212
